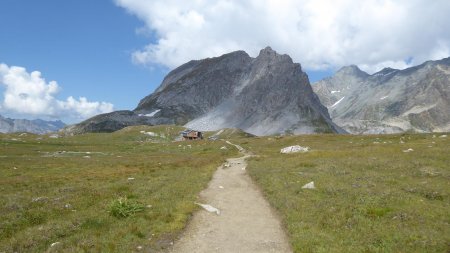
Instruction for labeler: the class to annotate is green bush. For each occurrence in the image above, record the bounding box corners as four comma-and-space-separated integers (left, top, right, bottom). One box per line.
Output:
108, 197, 145, 218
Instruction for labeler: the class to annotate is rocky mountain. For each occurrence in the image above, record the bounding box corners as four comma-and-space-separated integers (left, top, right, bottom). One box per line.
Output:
64, 47, 343, 135
0, 115, 65, 134
313, 57, 450, 134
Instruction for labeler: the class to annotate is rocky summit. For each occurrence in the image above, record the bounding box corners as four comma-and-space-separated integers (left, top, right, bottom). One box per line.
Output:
65, 47, 343, 135
313, 57, 450, 134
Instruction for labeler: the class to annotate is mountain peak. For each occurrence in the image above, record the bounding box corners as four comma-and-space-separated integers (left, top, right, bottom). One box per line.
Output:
256, 46, 293, 64
373, 67, 399, 77
67, 48, 341, 135
336, 65, 369, 77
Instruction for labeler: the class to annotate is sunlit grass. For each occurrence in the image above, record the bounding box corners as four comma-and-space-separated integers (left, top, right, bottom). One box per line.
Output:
240, 133, 450, 253
0, 126, 237, 252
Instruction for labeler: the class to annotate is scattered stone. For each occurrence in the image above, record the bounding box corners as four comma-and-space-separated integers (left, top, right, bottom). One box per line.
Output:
49, 134, 59, 139
141, 131, 158, 137
13, 167, 18, 170
403, 148, 414, 153
50, 242, 61, 247
128, 177, 135, 181
137, 246, 143, 250
440, 135, 447, 138
146, 204, 152, 208
280, 145, 310, 154
219, 186, 224, 189
32, 196, 49, 202
242, 166, 246, 171
195, 203, 220, 215
302, 181, 315, 189
83, 156, 91, 159
64, 204, 72, 209
220, 146, 228, 150
432, 135, 436, 138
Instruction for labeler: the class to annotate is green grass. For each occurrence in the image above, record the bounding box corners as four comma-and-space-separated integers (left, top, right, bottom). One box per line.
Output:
1, 128, 449, 252
108, 197, 145, 218
239, 133, 450, 253
0, 126, 238, 252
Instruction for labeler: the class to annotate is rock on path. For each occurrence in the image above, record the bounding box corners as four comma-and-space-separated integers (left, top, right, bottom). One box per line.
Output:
167, 143, 292, 253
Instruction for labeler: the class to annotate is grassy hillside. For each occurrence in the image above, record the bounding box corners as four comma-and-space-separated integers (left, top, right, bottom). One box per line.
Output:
0, 126, 238, 252
238, 133, 450, 252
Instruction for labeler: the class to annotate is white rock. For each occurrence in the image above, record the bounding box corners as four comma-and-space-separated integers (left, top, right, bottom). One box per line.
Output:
302, 181, 315, 189
83, 156, 91, 158
403, 148, 414, 153
440, 135, 447, 138
219, 186, 224, 189
195, 203, 220, 215
50, 242, 61, 247
128, 177, 135, 181
220, 146, 228, 150
280, 145, 310, 154
142, 131, 158, 137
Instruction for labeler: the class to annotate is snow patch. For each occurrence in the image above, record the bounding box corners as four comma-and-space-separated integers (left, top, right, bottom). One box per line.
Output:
330, 97, 345, 108
330, 90, 341, 94
138, 109, 161, 117
380, 96, 389, 100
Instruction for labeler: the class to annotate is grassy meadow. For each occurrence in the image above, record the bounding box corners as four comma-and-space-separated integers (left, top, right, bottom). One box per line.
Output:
0, 126, 237, 252
1, 126, 449, 252
239, 133, 450, 253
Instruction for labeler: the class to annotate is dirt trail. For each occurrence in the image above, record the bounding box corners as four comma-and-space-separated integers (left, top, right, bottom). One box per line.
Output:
167, 142, 292, 253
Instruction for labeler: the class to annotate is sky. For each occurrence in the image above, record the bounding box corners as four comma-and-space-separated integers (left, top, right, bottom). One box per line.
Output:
1, 0, 449, 123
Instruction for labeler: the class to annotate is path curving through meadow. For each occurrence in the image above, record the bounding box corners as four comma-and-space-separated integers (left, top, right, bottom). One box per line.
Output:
167, 142, 292, 253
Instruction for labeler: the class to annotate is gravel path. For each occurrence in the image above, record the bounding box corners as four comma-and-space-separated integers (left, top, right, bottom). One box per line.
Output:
167, 142, 292, 253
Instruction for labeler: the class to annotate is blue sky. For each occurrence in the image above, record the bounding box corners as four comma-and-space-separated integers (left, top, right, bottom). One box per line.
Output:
1, 0, 449, 123
0, 1, 161, 113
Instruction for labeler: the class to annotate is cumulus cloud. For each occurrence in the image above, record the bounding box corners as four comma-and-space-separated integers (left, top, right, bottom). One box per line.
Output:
0, 63, 114, 120
115, 0, 450, 73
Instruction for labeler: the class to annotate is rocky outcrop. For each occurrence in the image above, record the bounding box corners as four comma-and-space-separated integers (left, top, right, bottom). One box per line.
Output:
65, 47, 342, 135
0, 115, 65, 134
313, 57, 450, 134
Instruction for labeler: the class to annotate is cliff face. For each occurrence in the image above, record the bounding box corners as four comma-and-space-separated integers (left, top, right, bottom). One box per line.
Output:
65, 47, 342, 135
313, 58, 450, 134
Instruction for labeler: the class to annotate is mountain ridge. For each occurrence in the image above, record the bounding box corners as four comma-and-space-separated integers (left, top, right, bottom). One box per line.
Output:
64, 47, 343, 135
313, 57, 450, 134
0, 115, 65, 134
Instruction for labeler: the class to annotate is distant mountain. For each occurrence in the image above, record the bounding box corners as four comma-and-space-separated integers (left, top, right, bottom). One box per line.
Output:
313, 57, 450, 134
0, 115, 65, 134
64, 47, 343, 135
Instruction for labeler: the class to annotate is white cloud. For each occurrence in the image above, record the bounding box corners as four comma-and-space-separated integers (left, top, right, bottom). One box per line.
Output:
115, 0, 450, 73
0, 63, 114, 121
